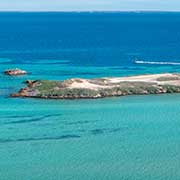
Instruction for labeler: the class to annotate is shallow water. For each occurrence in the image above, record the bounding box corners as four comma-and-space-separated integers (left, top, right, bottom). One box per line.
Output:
0, 95, 180, 180
0, 12, 180, 180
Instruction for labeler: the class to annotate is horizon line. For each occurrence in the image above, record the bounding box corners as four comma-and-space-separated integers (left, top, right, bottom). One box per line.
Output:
0, 10, 180, 13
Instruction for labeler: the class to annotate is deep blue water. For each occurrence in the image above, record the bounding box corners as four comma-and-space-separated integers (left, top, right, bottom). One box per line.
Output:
1, 12, 180, 67
0, 12, 180, 180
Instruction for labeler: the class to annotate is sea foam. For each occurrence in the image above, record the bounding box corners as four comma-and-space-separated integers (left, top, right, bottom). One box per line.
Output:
135, 60, 180, 65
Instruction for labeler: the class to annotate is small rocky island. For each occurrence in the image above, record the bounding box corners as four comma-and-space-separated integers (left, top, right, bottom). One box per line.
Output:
11, 73, 180, 99
4, 68, 27, 76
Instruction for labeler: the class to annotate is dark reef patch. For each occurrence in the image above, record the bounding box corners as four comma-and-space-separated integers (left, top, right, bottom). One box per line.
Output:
0, 135, 81, 144
3, 114, 62, 125
66, 120, 92, 125
91, 129, 105, 135
90, 127, 128, 135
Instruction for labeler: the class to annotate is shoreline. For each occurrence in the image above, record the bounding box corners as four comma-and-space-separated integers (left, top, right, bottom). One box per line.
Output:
11, 73, 180, 99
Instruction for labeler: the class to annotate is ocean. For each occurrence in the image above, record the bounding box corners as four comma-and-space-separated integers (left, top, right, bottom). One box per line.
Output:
0, 12, 180, 180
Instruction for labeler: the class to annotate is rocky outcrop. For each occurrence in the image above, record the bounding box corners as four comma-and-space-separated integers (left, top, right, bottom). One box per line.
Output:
11, 73, 180, 99
4, 68, 27, 76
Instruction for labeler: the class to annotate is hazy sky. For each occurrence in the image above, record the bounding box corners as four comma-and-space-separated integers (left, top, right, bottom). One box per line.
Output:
1, 0, 180, 11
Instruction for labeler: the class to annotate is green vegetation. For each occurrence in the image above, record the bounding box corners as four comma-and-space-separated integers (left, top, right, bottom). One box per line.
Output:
38, 88, 99, 98
12, 74, 180, 99
31, 80, 180, 99
157, 76, 180, 81
34, 80, 60, 91
162, 85, 180, 93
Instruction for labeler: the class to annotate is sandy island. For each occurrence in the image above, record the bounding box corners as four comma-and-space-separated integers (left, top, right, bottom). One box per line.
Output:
12, 73, 180, 99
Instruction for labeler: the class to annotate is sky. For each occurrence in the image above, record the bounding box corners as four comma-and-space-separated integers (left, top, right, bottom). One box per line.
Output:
0, 0, 180, 12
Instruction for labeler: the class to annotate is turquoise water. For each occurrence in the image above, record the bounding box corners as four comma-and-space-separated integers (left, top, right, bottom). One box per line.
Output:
0, 95, 180, 179
0, 12, 180, 179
